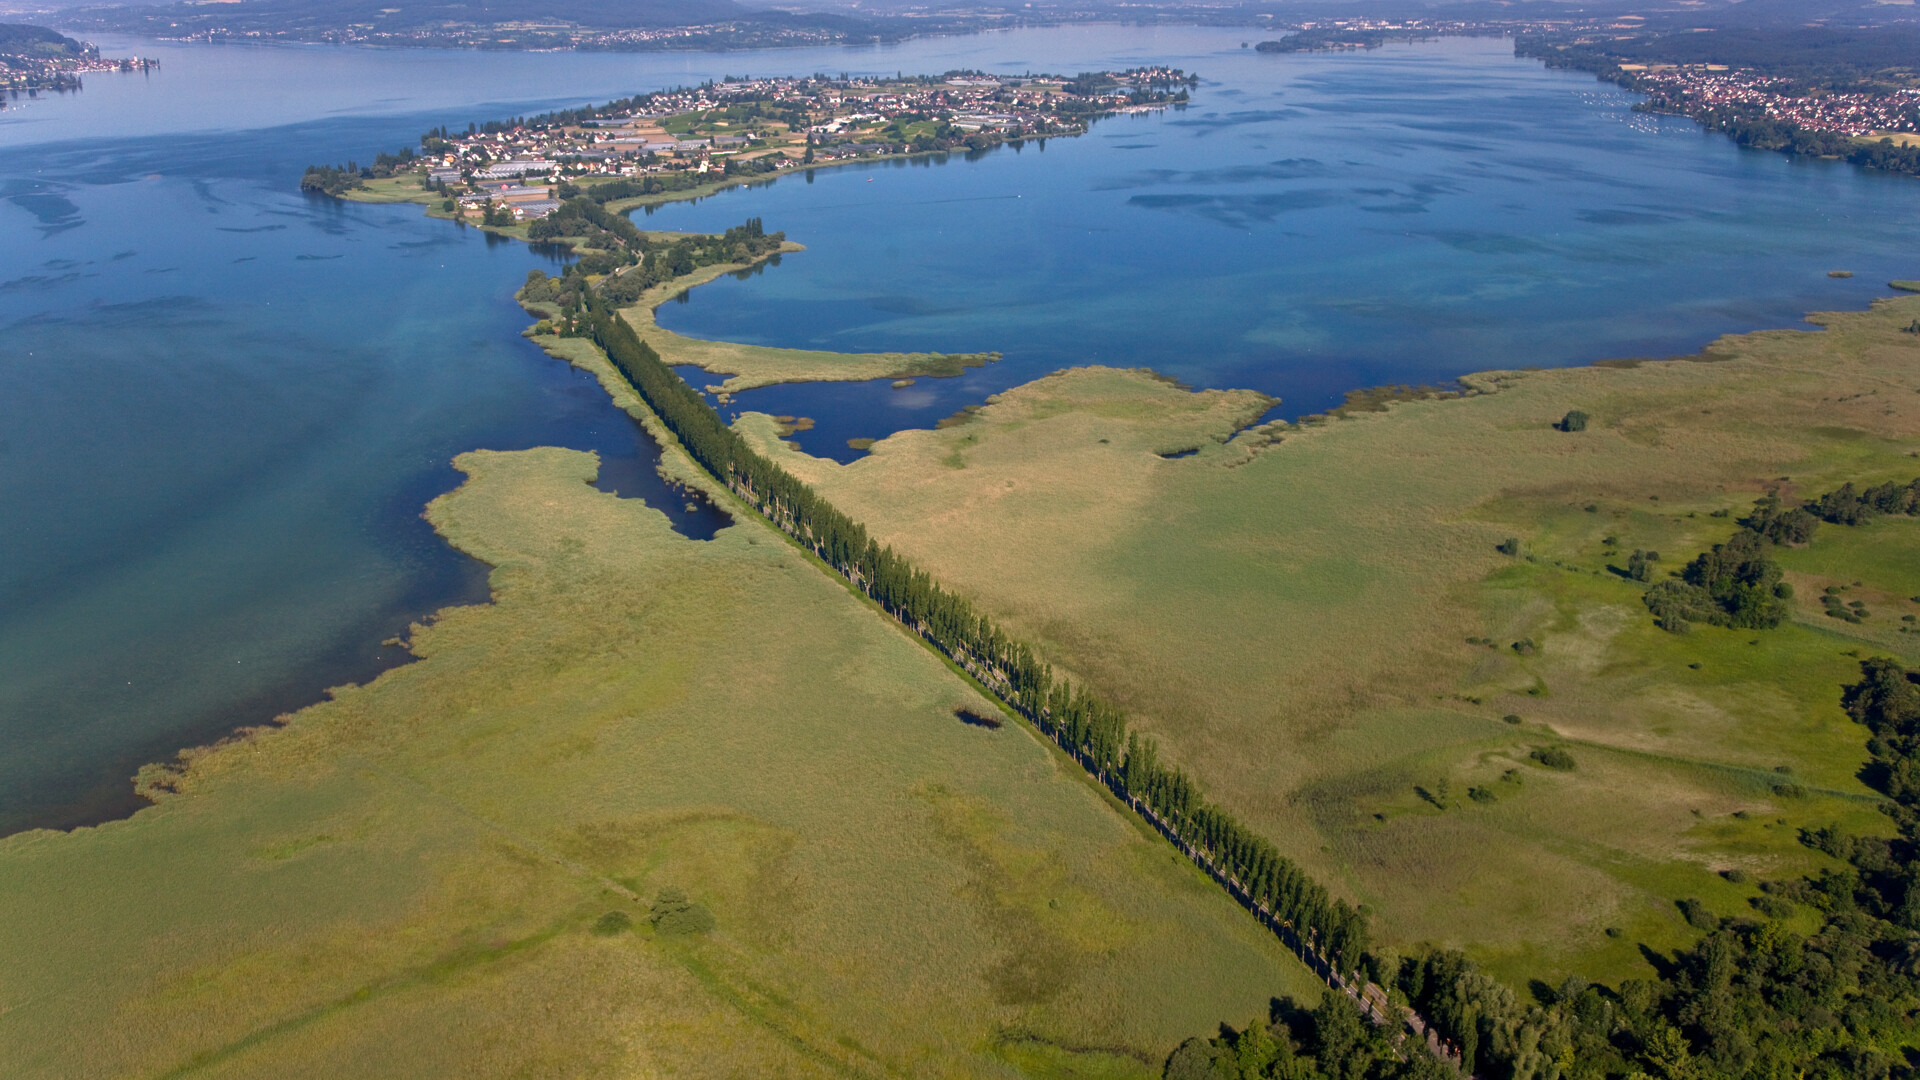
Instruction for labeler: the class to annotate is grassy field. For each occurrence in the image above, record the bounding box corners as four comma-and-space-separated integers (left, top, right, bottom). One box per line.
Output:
768, 297, 1920, 991
0, 405, 1321, 1076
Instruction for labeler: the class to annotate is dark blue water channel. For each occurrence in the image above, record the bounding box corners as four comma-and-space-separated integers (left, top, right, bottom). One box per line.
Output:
4, 27, 1919, 834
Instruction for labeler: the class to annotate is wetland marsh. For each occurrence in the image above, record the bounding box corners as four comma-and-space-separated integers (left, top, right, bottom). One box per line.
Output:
8, 24, 1920, 1077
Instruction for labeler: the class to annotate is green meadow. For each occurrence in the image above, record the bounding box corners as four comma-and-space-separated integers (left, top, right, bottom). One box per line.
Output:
0, 422, 1318, 1076
777, 296, 1920, 991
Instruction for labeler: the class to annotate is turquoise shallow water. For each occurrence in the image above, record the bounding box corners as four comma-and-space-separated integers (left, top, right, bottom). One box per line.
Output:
3, 27, 1917, 832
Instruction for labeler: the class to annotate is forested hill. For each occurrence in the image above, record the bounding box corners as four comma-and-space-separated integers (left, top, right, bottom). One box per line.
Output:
0, 23, 87, 56
1589, 27, 1920, 90
68, 0, 750, 34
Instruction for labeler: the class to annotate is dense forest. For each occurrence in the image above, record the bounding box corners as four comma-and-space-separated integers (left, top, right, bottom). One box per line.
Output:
568, 265, 1377, 1016
0, 23, 86, 58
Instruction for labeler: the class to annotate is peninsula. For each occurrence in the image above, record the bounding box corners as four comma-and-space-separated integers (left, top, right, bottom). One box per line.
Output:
306, 67, 1194, 215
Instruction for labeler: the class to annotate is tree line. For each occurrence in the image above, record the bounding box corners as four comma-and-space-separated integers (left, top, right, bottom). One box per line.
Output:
572, 277, 1374, 991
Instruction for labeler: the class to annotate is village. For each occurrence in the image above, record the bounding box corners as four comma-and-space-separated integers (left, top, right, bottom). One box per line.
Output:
1625, 63, 1920, 140
365, 68, 1192, 224
0, 24, 154, 100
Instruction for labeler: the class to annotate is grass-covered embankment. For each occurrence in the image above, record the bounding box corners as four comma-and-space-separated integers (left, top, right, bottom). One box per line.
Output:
770, 295, 1920, 993
612, 256, 1000, 396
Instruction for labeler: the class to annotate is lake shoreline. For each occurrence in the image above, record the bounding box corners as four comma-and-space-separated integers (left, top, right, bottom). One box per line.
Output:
47, 130, 1917, 841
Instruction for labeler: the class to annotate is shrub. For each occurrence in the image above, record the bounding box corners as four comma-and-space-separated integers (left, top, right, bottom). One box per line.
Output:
1722, 868, 1752, 885
649, 887, 715, 936
1677, 897, 1719, 930
1775, 581, 1794, 600
1557, 410, 1590, 432
1468, 786, 1498, 804
1531, 746, 1576, 771
1502, 714, 1522, 725
1496, 537, 1520, 556
1628, 549, 1660, 582
1752, 895, 1796, 919
1512, 638, 1537, 656
591, 910, 632, 936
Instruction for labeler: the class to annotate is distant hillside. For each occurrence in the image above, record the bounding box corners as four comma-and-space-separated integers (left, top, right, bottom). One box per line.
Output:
0, 22, 87, 55
1604, 27, 1920, 80
68, 0, 754, 34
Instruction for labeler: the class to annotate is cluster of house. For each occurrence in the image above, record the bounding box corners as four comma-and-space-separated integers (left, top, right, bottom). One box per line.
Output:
1627, 66, 1920, 139
409, 67, 1194, 219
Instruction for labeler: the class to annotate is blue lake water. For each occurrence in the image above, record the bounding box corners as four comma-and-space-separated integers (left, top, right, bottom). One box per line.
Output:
4, 27, 1917, 832
643, 35, 1920, 459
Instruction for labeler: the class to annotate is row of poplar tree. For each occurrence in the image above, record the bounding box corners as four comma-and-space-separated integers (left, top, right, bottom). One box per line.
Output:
578, 287, 1373, 979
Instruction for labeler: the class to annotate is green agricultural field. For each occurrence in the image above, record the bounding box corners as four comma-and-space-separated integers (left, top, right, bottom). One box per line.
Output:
768, 297, 1920, 991
0, 418, 1319, 1075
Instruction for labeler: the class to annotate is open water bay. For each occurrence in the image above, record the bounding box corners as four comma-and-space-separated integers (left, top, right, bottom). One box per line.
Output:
3, 27, 1917, 832
647, 35, 1920, 457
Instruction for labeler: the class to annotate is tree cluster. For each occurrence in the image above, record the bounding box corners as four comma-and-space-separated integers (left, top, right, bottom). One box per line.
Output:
1640, 479, 1918, 631
1809, 478, 1920, 526
522, 211, 784, 312
1643, 528, 1789, 632
1165, 991, 1455, 1080
298, 164, 364, 196
300, 146, 419, 195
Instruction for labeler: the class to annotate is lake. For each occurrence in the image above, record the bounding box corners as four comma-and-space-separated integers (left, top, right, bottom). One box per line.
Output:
3, 26, 1916, 833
